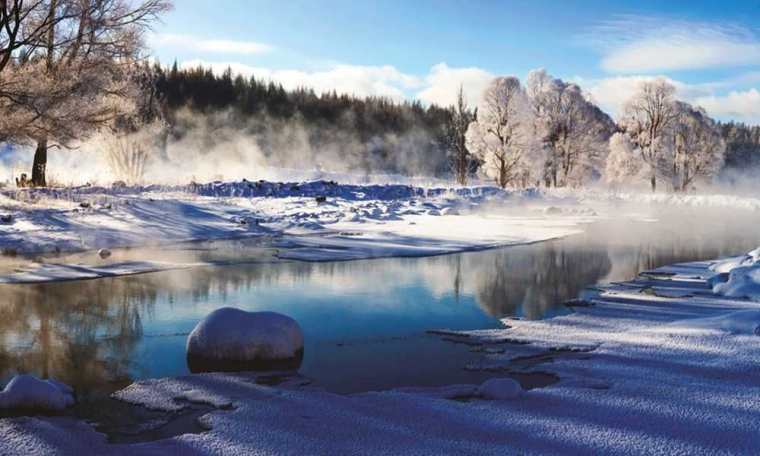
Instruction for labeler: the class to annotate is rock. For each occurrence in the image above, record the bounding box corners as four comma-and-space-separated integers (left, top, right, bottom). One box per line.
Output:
0, 214, 12, 224
79, 202, 91, 209
187, 307, 304, 373
315, 196, 327, 204
478, 378, 522, 400
98, 248, 112, 259
543, 206, 562, 215
0, 375, 75, 412
564, 298, 594, 308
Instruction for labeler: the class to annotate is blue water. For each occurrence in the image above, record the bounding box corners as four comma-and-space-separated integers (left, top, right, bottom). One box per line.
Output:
2, 212, 760, 396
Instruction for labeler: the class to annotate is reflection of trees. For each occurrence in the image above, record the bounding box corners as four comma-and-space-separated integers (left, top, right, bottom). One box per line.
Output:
471, 242, 612, 319
2, 213, 760, 397
0, 278, 154, 399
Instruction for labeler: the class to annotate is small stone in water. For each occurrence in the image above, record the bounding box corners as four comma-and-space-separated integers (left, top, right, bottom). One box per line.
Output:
98, 248, 112, 259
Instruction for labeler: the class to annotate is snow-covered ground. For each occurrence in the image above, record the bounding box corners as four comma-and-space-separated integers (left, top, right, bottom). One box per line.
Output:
2, 249, 760, 454
0, 180, 598, 282
5, 179, 760, 283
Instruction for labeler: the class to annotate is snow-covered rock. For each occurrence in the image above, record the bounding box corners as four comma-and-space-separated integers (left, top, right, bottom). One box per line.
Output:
97, 248, 111, 259
478, 378, 522, 400
709, 247, 760, 273
713, 265, 760, 301
0, 375, 75, 412
186, 307, 304, 372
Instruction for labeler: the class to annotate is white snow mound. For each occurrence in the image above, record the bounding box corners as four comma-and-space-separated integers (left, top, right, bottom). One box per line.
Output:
186, 308, 304, 372
478, 378, 522, 400
0, 375, 75, 411
713, 265, 760, 301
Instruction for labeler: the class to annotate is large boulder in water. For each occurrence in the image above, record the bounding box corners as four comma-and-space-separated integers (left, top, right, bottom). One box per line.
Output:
186, 307, 304, 373
0, 375, 75, 412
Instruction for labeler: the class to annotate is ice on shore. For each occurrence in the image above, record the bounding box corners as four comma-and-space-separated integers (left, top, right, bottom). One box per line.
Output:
0, 375, 74, 412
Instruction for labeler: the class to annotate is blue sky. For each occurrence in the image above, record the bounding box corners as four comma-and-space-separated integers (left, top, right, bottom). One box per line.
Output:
150, 0, 760, 123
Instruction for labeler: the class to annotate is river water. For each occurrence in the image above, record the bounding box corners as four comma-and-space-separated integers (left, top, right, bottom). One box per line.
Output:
1, 207, 758, 399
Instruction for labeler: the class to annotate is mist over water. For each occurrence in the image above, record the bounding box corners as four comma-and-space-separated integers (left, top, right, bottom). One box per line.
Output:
1, 107, 450, 186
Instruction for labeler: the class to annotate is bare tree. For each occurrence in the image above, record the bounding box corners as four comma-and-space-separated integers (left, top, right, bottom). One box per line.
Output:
0, 0, 171, 186
620, 78, 678, 192
668, 102, 724, 191
447, 85, 476, 185
0, 0, 66, 74
527, 69, 613, 187
465, 77, 530, 188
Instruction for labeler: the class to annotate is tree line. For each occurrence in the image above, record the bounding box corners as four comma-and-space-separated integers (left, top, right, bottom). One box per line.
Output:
1, 2, 759, 190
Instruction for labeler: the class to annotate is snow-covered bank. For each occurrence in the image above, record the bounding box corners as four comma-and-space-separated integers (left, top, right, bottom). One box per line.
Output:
2, 251, 760, 454
4, 179, 760, 282
0, 180, 593, 282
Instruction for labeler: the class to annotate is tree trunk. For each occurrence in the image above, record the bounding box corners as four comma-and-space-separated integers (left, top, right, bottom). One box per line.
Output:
650, 173, 656, 192
32, 137, 48, 187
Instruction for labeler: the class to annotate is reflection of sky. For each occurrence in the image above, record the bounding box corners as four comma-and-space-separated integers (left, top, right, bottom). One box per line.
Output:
134, 272, 499, 391
4, 210, 760, 395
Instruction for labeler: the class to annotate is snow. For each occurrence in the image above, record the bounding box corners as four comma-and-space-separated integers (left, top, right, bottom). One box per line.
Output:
6, 179, 760, 283
478, 378, 522, 400
0, 375, 75, 412
3, 252, 760, 453
0, 260, 196, 284
186, 308, 304, 372
673, 309, 760, 335
0, 180, 596, 282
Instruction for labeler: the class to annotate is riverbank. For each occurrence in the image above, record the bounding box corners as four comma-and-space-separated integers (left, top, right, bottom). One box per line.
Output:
0, 180, 595, 282
4, 179, 760, 284
2, 248, 760, 454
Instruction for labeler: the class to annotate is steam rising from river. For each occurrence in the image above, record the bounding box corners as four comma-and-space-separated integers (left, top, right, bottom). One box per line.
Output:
1, 108, 446, 186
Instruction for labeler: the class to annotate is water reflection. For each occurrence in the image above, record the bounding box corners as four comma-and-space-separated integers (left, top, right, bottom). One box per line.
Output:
1, 208, 760, 396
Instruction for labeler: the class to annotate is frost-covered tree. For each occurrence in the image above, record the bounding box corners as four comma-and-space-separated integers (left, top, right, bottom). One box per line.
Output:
527, 69, 614, 188
465, 76, 531, 188
0, 1, 63, 75
619, 78, 678, 192
604, 132, 643, 189
446, 85, 477, 185
667, 102, 724, 191
0, 0, 171, 186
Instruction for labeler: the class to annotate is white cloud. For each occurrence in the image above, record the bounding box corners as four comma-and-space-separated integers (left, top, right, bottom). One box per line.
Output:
180, 60, 422, 100
579, 73, 760, 124
579, 75, 696, 118
179, 60, 496, 105
153, 33, 273, 55
179, 58, 760, 124
695, 89, 760, 122
586, 17, 760, 73
415, 63, 494, 107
